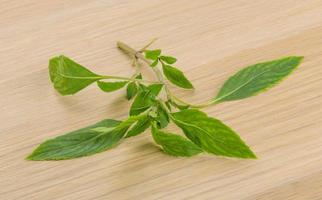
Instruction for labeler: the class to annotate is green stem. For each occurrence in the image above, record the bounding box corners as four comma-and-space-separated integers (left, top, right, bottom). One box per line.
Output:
120, 107, 152, 131
101, 75, 159, 84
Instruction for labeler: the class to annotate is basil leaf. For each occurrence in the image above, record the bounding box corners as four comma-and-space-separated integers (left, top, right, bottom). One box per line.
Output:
27, 114, 146, 160
97, 81, 128, 92
160, 56, 177, 64
146, 83, 164, 97
165, 100, 172, 111
91, 127, 115, 133
162, 64, 194, 89
27, 119, 122, 160
126, 82, 138, 100
49, 55, 102, 95
125, 117, 151, 138
138, 83, 147, 91
154, 104, 169, 128
169, 100, 189, 110
171, 109, 256, 159
151, 59, 159, 67
129, 84, 163, 116
135, 73, 142, 79
145, 49, 161, 60
151, 123, 202, 157
215, 56, 303, 102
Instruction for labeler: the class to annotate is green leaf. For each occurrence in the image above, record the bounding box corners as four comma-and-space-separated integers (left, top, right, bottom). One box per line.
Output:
138, 83, 147, 91
146, 83, 164, 96
125, 116, 151, 138
90, 127, 115, 133
171, 109, 256, 159
151, 123, 202, 157
49, 55, 102, 95
151, 59, 159, 67
160, 56, 177, 64
97, 81, 128, 92
145, 49, 161, 60
154, 103, 169, 128
27, 119, 122, 160
169, 100, 189, 110
27, 114, 146, 160
135, 73, 142, 79
129, 84, 163, 116
126, 82, 138, 100
214, 56, 303, 102
165, 100, 172, 111
162, 64, 194, 89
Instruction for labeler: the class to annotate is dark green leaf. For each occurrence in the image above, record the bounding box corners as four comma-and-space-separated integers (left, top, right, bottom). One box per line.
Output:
162, 64, 194, 89
138, 83, 147, 91
154, 104, 169, 128
97, 81, 128, 92
215, 56, 303, 102
151, 123, 202, 157
27, 114, 146, 160
169, 100, 190, 110
27, 119, 122, 160
49, 55, 102, 95
160, 56, 177, 64
171, 109, 256, 159
145, 49, 161, 60
126, 82, 138, 100
165, 100, 172, 111
125, 116, 151, 138
129, 84, 163, 116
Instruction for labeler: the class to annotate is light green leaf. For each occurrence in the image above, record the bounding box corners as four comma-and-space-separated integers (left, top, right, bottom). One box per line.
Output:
125, 116, 151, 138
160, 56, 177, 64
215, 56, 303, 102
162, 64, 194, 89
97, 81, 128, 92
145, 49, 161, 60
151, 123, 202, 157
126, 82, 138, 100
129, 84, 163, 116
27, 114, 146, 160
171, 109, 256, 159
49, 55, 102, 95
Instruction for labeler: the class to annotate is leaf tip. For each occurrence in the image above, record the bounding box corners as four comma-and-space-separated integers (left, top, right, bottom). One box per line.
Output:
289, 55, 304, 63
188, 84, 195, 89
247, 152, 258, 159
295, 55, 304, 60
242, 148, 257, 159
25, 152, 37, 161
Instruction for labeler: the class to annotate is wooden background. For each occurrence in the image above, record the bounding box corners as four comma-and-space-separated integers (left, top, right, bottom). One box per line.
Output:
1, 0, 322, 199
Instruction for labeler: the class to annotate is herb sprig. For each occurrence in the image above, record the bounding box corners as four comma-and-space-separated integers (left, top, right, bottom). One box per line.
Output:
27, 39, 303, 160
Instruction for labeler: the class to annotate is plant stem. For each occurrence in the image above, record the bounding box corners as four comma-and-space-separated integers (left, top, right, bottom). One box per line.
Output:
117, 41, 214, 109
139, 38, 158, 52
101, 75, 159, 84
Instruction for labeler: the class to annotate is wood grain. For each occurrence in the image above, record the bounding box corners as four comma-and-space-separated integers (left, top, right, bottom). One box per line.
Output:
1, 0, 322, 199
